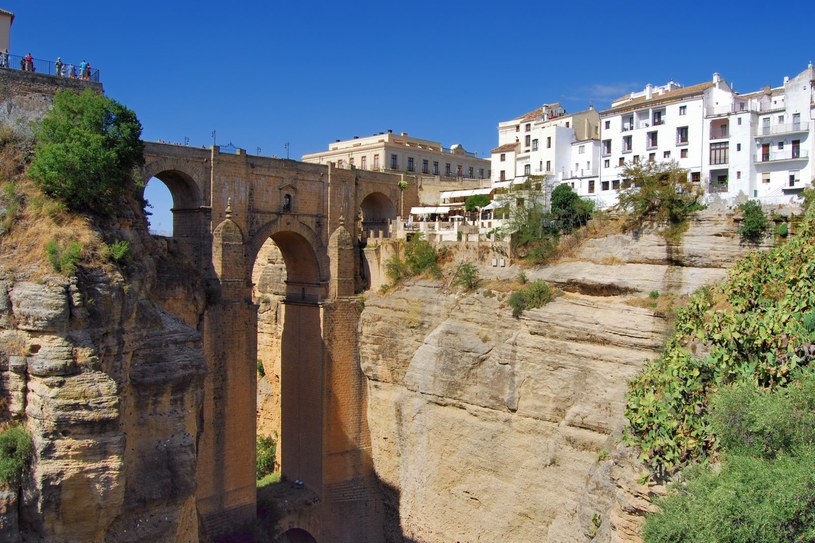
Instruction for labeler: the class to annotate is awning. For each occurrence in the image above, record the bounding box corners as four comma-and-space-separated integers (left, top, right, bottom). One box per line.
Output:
410, 206, 451, 215
439, 187, 493, 200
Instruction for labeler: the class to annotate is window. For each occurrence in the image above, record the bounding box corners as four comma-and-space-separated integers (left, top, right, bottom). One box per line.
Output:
468, 167, 474, 178
532, 139, 538, 151
762, 172, 770, 183
663, 151, 671, 159
648, 153, 655, 162
457, 165, 463, 177
737, 117, 742, 125
602, 139, 611, 156
479, 168, 484, 178
337, 159, 344, 168
652, 110, 664, 125
525, 135, 531, 147
677, 126, 689, 144
647, 131, 658, 148
524, 164, 531, 175
525, 123, 531, 132
778, 115, 785, 124
633, 155, 640, 164
793, 113, 801, 129
422, 159, 429, 174
790, 174, 797, 187
604, 120, 610, 129
545, 160, 551, 172
547, 137, 551, 148
349, 157, 354, 166
736, 171, 741, 179
604, 159, 610, 168
691, 172, 701, 183
734, 143, 740, 152
622, 135, 632, 152
601, 181, 610, 191
445, 163, 451, 176
500, 153, 506, 162
618, 157, 625, 167
361, 156, 367, 169
612, 179, 620, 190
500, 170, 506, 181
579, 145, 585, 154
565, 121, 570, 128
793, 140, 801, 158
679, 105, 687, 115
516, 125, 520, 132
407, 157, 415, 172
391, 154, 398, 169
433, 161, 439, 175
778, 141, 784, 150
588, 180, 595, 193
373, 154, 380, 169
680, 148, 688, 159
710, 142, 728, 165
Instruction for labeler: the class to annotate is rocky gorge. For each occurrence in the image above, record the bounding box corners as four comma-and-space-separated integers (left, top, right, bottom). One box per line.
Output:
353, 210, 772, 542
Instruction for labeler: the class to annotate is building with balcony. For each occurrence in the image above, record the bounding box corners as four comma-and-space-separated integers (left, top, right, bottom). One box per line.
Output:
302, 130, 491, 181
598, 76, 720, 202
490, 103, 600, 185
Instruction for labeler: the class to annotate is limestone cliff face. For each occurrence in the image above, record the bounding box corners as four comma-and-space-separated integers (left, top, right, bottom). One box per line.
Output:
0, 223, 208, 542
358, 211, 767, 543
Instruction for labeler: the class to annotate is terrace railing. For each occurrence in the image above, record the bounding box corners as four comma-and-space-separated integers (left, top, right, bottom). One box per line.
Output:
0, 53, 100, 82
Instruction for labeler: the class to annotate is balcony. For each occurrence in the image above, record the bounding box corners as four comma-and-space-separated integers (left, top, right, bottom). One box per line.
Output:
708, 181, 729, 193
755, 122, 809, 138
756, 149, 808, 163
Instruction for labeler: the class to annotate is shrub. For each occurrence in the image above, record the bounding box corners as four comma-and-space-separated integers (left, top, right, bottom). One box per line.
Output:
256, 434, 277, 479
256, 359, 265, 378
550, 183, 594, 232
464, 194, 491, 212
738, 200, 768, 242
28, 89, 144, 214
385, 234, 439, 284
775, 221, 789, 238
0, 425, 33, 486
45, 239, 83, 275
508, 280, 552, 318
452, 262, 480, 290
643, 449, 815, 543
101, 239, 130, 265
617, 161, 704, 226
516, 271, 528, 284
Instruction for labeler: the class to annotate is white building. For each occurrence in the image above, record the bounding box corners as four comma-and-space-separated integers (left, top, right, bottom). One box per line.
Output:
599, 78, 715, 204
711, 63, 814, 204
0, 9, 12, 52
302, 130, 491, 180
490, 103, 600, 184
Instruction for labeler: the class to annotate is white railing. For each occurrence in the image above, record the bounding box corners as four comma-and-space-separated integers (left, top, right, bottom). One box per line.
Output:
756, 122, 809, 136
755, 149, 809, 162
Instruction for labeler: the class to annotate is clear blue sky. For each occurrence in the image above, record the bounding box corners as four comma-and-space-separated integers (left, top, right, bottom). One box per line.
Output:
4, 1, 814, 233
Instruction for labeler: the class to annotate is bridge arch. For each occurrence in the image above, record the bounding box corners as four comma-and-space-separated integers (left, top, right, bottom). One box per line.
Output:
141, 159, 207, 243
280, 528, 319, 543
248, 219, 328, 302
358, 191, 396, 239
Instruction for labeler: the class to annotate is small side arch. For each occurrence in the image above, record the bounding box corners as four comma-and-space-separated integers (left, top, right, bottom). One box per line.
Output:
358, 191, 397, 239
280, 528, 318, 543
142, 159, 207, 240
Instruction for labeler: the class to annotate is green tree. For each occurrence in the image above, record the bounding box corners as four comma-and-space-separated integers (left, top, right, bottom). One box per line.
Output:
29, 89, 144, 213
617, 161, 703, 225
0, 425, 33, 486
737, 200, 769, 243
464, 193, 490, 212
550, 183, 594, 232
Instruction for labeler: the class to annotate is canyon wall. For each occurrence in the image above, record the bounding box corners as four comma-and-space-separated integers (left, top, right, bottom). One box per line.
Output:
358, 211, 770, 542
0, 214, 208, 542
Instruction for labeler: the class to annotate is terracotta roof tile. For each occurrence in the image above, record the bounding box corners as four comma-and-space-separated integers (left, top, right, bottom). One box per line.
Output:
491, 142, 518, 154
602, 82, 715, 115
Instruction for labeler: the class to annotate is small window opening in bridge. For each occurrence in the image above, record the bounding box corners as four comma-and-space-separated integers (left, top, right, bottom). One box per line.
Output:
144, 177, 174, 236
282, 193, 292, 212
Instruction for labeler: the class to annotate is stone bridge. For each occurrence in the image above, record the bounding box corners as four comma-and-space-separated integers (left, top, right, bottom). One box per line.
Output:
142, 142, 419, 542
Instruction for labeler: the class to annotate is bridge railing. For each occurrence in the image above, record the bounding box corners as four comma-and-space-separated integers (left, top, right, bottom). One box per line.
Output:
1, 53, 100, 82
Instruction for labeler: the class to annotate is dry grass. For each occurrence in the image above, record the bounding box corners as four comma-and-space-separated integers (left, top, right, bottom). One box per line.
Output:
0, 142, 111, 278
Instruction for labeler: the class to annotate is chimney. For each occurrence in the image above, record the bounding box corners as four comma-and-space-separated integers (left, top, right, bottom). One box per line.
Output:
645, 84, 653, 100
401, 132, 408, 136
783, 75, 790, 85
713, 72, 721, 87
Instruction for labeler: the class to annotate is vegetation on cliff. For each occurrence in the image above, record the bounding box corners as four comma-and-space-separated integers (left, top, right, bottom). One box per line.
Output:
28, 89, 144, 214
0, 425, 33, 487
626, 189, 815, 539
617, 161, 704, 229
